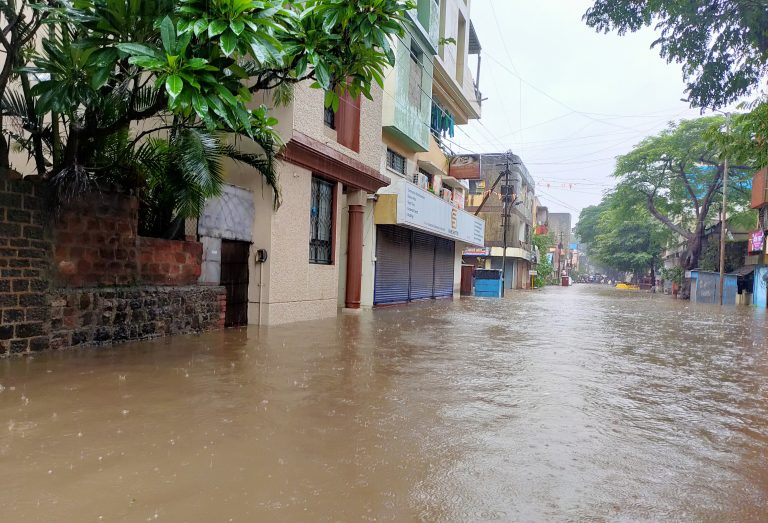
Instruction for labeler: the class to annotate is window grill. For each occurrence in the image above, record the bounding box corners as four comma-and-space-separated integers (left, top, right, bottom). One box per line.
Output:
309, 177, 334, 264
386, 148, 406, 174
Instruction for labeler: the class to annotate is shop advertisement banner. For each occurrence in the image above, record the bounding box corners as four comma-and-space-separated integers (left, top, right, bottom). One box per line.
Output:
463, 247, 490, 256
397, 182, 485, 246
749, 230, 765, 253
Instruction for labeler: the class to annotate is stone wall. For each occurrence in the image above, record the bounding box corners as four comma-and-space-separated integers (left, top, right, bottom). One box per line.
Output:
0, 176, 226, 357
49, 286, 226, 350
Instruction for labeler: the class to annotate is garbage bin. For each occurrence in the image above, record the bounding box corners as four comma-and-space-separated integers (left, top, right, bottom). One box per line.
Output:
475, 269, 503, 297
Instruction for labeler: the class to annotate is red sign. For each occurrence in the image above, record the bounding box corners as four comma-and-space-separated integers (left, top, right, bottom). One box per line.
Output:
749, 230, 765, 253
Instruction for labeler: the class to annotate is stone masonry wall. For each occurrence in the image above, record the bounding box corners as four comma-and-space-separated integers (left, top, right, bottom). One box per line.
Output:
0, 176, 225, 357
49, 286, 226, 350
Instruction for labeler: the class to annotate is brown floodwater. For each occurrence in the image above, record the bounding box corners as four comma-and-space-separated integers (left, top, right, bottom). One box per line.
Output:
2, 285, 768, 522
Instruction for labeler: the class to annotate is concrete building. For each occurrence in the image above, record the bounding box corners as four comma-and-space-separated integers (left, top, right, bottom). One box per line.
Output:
369, 0, 486, 306
201, 0, 487, 323
453, 152, 536, 290
548, 212, 572, 277
199, 78, 388, 325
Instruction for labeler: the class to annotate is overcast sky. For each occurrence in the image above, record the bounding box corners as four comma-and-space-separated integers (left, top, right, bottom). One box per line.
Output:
454, 0, 708, 223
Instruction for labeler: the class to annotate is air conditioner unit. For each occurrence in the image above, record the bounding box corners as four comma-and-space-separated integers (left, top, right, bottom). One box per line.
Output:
412, 173, 429, 190
441, 188, 452, 201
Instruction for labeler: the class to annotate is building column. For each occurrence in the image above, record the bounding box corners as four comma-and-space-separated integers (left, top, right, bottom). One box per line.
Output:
345, 190, 366, 309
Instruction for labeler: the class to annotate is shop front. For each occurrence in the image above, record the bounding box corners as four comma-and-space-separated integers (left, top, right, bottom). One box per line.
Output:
372, 180, 485, 304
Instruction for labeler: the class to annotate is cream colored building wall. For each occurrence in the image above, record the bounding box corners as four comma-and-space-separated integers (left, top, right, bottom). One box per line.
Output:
231, 160, 342, 325
289, 82, 385, 172
336, 193, 349, 308
224, 80, 386, 324
360, 200, 377, 308
434, 0, 480, 122
415, 134, 450, 174
453, 241, 465, 297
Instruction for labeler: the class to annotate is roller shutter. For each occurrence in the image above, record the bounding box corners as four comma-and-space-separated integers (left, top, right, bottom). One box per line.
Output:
374, 225, 456, 304
433, 237, 455, 297
409, 231, 436, 300
374, 225, 410, 304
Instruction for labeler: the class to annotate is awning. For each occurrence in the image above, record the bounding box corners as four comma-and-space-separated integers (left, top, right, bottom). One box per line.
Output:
732, 266, 755, 278
374, 181, 486, 247
468, 22, 481, 55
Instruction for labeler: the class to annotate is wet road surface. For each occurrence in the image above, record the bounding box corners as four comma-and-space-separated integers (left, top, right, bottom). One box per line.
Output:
2, 285, 768, 522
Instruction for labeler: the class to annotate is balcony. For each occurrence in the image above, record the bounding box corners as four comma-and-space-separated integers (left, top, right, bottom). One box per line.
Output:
408, 0, 439, 54
382, 37, 433, 152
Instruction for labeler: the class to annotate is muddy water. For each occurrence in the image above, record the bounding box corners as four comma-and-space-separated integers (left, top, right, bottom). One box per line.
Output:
2, 286, 768, 522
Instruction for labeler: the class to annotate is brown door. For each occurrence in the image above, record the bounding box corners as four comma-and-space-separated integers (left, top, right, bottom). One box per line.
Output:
220, 240, 250, 327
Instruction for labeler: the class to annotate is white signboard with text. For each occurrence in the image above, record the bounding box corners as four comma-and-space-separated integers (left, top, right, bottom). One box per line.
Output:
396, 182, 485, 247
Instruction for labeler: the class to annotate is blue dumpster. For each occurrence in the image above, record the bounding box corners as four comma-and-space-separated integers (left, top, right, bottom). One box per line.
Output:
474, 269, 503, 297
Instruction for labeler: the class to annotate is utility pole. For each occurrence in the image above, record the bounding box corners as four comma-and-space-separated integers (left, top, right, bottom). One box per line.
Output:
558, 232, 564, 286
500, 154, 512, 297
719, 113, 731, 306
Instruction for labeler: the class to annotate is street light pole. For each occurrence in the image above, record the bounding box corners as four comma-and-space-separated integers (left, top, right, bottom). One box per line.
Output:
718, 113, 731, 306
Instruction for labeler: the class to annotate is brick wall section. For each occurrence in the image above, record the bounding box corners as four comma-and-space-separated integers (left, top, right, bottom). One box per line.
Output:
0, 175, 52, 355
0, 180, 224, 356
49, 286, 226, 350
53, 192, 139, 287
139, 238, 203, 285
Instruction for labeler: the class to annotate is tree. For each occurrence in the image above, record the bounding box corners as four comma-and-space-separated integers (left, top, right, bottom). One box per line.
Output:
583, 1, 768, 109
613, 117, 754, 271
532, 232, 555, 286
574, 200, 609, 255
589, 193, 668, 282
3, 0, 412, 232
0, 1, 53, 173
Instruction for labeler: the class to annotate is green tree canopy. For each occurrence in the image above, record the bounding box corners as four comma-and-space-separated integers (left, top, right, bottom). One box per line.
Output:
588, 191, 669, 279
613, 116, 754, 270
1, 0, 412, 234
583, 1, 768, 109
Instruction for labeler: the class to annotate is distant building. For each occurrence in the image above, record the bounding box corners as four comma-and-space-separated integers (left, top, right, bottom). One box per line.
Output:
453, 152, 536, 290
548, 213, 572, 276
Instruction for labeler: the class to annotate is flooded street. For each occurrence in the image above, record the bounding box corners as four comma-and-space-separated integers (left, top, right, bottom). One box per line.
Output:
2, 285, 768, 522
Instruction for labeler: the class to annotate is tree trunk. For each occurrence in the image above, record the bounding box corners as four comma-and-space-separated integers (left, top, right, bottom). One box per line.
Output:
679, 221, 707, 299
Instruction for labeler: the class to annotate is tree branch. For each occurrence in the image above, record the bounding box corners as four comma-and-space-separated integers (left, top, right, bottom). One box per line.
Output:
645, 194, 693, 239
677, 163, 700, 215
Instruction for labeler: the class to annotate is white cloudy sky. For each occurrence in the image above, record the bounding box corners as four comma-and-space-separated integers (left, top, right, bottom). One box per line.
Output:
453, 0, 710, 223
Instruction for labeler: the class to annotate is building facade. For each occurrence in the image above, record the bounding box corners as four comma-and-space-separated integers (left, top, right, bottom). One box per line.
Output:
369, 0, 486, 306
453, 153, 536, 290
201, 0, 487, 324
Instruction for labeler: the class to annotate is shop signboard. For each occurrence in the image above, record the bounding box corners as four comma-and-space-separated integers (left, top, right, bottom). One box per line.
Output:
748, 230, 765, 253
398, 182, 485, 246
463, 247, 490, 256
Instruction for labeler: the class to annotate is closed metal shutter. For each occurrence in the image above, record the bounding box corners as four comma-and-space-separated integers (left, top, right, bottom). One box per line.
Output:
433, 237, 455, 298
409, 231, 436, 300
374, 225, 411, 304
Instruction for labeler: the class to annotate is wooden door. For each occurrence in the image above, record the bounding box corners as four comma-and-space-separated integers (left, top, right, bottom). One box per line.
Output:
220, 240, 250, 327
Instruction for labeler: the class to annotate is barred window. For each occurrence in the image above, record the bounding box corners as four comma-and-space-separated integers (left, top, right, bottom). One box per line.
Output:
386, 148, 406, 174
309, 177, 334, 264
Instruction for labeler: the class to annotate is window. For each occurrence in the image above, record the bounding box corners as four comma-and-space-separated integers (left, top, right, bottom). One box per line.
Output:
324, 104, 335, 129
408, 43, 423, 109
468, 179, 485, 195
386, 148, 406, 174
309, 177, 334, 264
